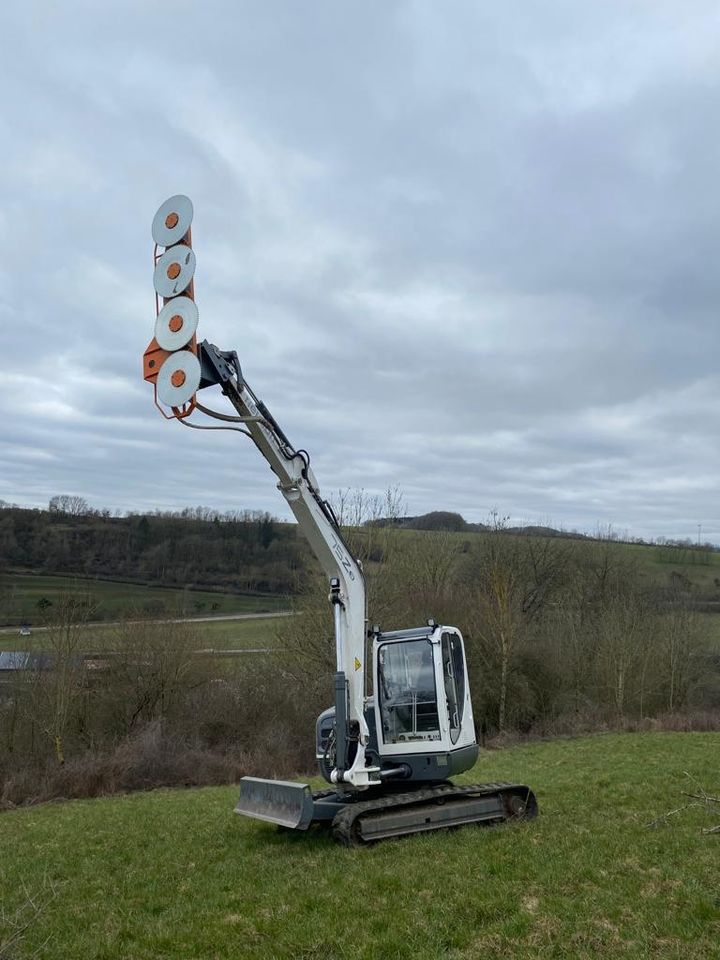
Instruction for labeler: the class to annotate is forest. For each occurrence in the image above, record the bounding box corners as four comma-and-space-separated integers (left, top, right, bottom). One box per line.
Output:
0, 502, 307, 595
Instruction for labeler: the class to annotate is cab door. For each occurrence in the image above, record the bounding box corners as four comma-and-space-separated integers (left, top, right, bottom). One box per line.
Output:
441, 631, 465, 744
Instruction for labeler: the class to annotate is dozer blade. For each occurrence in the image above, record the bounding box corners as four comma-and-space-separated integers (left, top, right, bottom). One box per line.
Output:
235, 776, 315, 830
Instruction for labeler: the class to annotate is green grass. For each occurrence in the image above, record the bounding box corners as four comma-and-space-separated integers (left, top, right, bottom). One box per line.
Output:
0, 614, 289, 652
698, 612, 720, 651
190, 616, 288, 650
363, 528, 720, 607
1, 733, 719, 959
637, 547, 720, 595
0, 573, 289, 626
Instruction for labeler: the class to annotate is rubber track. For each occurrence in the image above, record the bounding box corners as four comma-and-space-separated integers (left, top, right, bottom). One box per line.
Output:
331, 781, 536, 846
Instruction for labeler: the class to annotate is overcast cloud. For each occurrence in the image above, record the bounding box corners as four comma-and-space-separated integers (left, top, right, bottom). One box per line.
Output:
1, 1, 719, 541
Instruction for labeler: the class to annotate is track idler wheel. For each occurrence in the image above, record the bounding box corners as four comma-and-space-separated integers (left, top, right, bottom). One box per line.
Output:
504, 787, 538, 820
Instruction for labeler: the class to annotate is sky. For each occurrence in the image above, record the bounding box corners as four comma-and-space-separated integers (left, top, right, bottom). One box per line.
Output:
1, 1, 719, 542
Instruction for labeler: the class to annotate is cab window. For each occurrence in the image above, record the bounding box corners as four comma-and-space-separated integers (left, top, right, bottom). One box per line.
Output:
377, 639, 440, 744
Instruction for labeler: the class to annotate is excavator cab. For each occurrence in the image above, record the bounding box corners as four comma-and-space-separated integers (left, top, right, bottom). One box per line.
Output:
314, 622, 479, 785
368, 623, 479, 780
376, 628, 465, 746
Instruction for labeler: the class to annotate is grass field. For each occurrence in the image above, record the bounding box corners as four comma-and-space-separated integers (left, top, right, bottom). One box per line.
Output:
0, 573, 289, 626
1, 733, 718, 959
189, 615, 288, 650
698, 612, 720, 651
0, 613, 289, 653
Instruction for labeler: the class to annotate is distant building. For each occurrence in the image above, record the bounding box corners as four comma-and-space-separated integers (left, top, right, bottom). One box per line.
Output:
0, 651, 32, 672
0, 651, 53, 701
0, 651, 50, 673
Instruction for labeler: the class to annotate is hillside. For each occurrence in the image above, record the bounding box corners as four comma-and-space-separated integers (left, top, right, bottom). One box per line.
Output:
0, 506, 308, 596
1, 733, 718, 959
2, 504, 719, 602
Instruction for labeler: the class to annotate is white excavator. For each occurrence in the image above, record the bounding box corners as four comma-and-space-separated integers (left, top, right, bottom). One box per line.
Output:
143, 195, 538, 845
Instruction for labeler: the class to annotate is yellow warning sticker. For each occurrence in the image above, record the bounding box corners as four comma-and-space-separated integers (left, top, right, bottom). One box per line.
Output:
354, 657, 362, 671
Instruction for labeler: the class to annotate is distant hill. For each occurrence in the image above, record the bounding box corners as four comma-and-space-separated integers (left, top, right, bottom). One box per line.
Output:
405, 511, 472, 532
505, 524, 589, 539
368, 510, 587, 539
2, 503, 715, 604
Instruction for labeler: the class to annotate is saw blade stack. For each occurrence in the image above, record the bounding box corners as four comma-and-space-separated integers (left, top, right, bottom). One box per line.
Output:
142, 195, 201, 416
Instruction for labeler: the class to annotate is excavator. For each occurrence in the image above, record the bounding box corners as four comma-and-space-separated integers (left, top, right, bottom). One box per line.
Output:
142, 195, 538, 845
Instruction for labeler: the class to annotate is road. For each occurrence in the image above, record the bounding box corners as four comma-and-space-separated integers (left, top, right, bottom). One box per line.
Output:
0, 610, 294, 636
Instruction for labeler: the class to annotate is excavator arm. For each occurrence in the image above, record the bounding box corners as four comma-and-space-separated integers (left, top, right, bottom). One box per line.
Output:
199, 349, 378, 787
143, 196, 379, 789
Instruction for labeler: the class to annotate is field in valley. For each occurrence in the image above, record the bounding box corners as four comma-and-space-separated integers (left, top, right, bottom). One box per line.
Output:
0, 572, 289, 627
0, 611, 289, 655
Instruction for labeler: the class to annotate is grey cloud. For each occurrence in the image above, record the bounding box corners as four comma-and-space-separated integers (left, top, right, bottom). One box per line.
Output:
0, 1, 719, 542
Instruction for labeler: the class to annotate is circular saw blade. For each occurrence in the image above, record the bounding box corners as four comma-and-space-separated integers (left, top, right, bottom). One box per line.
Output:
154, 296, 199, 351
153, 244, 196, 298
156, 349, 201, 408
152, 195, 194, 247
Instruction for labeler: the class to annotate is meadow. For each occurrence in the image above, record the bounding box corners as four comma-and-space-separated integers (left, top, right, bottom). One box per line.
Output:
0, 611, 289, 653
1, 732, 718, 959
0, 573, 288, 627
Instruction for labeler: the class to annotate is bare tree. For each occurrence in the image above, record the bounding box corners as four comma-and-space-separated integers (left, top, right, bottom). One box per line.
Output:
384, 529, 463, 627
658, 604, 704, 713
24, 592, 96, 764
594, 590, 647, 718
461, 515, 573, 731
331, 486, 405, 557
48, 494, 89, 516
102, 618, 210, 735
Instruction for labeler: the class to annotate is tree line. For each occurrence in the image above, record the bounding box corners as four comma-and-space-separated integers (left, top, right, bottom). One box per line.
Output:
0, 503, 309, 595
281, 507, 719, 737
